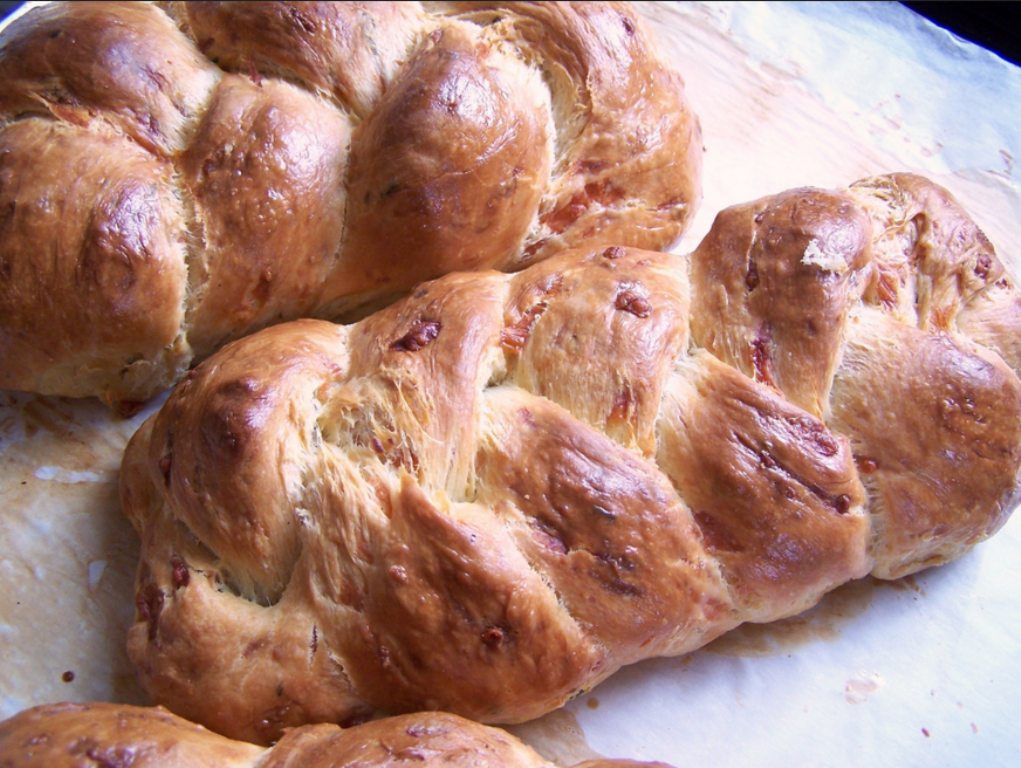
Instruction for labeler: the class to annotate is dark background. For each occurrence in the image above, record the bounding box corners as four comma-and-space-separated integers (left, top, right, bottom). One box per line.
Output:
903, 2, 1021, 67
0, 2, 1019, 67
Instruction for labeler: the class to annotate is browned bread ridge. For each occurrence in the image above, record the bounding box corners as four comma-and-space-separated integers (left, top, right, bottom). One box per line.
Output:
0, 702, 671, 768
0, 1, 701, 408
120, 173, 1021, 744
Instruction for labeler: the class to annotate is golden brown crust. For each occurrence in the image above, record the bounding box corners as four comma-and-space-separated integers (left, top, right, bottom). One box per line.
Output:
655, 352, 869, 621
829, 309, 1021, 578
689, 172, 1021, 580
0, 703, 671, 768
0, 0, 702, 406
690, 187, 873, 419
958, 279, 1021, 373
331, 21, 553, 304
120, 174, 1021, 744
0, 119, 191, 398
179, 74, 352, 356
0, 1, 221, 155
850, 172, 1002, 331
427, 2, 704, 266
0, 702, 262, 768
159, 2, 427, 119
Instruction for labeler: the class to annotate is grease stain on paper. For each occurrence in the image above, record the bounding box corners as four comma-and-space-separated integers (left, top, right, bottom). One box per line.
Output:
705, 577, 876, 657
882, 574, 924, 597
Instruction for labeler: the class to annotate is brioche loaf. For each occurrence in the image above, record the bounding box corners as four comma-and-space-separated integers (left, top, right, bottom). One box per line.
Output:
0, 702, 670, 768
0, 0, 701, 407
119, 173, 1021, 744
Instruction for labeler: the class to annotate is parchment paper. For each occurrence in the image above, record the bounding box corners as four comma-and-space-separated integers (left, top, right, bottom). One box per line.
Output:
1, 2, 1019, 766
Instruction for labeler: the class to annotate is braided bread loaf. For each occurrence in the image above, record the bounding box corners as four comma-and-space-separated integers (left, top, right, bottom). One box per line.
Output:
120, 173, 1021, 744
0, 1, 701, 407
0, 702, 669, 768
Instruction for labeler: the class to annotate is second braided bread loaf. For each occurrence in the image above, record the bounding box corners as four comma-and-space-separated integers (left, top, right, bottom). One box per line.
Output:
120, 173, 1021, 744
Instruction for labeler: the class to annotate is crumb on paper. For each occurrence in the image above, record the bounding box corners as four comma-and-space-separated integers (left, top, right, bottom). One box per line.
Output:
844, 671, 885, 704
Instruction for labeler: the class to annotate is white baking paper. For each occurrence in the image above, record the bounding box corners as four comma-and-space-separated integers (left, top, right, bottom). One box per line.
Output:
1, 2, 1020, 766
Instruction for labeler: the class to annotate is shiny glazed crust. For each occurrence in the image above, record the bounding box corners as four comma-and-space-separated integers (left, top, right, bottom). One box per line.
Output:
0, 702, 671, 768
120, 173, 1021, 744
0, 0, 702, 407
